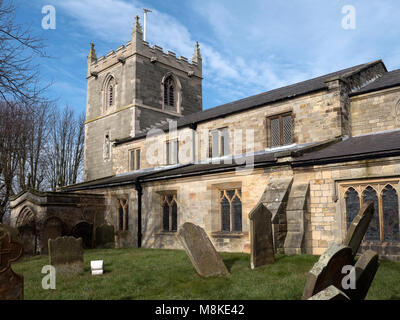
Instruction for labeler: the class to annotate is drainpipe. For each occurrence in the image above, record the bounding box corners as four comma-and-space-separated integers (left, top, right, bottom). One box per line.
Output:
135, 181, 143, 248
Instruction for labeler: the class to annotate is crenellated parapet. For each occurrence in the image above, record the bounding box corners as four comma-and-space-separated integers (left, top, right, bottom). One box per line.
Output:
87, 16, 202, 80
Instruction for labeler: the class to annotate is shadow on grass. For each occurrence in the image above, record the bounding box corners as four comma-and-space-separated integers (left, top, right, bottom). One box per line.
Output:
223, 257, 244, 272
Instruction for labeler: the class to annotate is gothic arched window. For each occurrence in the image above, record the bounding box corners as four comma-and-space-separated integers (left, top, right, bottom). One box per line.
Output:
164, 76, 175, 108
362, 186, 380, 241
220, 189, 242, 232
382, 185, 400, 242
345, 187, 360, 229
161, 194, 178, 232
104, 76, 115, 109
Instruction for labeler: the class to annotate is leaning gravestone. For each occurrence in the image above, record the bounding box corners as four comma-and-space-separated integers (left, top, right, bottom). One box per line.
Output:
344, 202, 374, 257
0, 224, 24, 300
48, 236, 84, 274
95, 224, 115, 248
249, 203, 275, 269
308, 285, 350, 300
177, 222, 229, 277
302, 244, 353, 300
345, 250, 379, 300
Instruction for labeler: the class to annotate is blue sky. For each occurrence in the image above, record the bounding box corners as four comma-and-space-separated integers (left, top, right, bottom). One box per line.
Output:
16, 0, 400, 114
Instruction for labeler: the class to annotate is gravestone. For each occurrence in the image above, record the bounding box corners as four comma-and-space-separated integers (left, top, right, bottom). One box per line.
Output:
48, 236, 84, 274
90, 260, 104, 275
345, 250, 379, 300
302, 244, 353, 300
95, 224, 115, 248
249, 203, 274, 269
344, 202, 374, 257
177, 222, 229, 277
308, 285, 350, 300
0, 224, 24, 300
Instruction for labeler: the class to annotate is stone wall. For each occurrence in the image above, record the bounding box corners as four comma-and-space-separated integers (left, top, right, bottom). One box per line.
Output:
351, 87, 400, 136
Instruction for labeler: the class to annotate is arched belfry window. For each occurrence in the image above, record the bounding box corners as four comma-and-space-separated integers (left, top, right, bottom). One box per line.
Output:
104, 76, 116, 110
164, 76, 175, 108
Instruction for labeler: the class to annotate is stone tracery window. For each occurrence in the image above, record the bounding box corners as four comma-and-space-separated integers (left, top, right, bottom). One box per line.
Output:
342, 181, 400, 243
220, 188, 242, 232
161, 193, 177, 232
117, 199, 129, 231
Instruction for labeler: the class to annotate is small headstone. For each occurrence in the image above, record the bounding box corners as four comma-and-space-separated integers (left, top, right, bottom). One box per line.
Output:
249, 203, 274, 269
177, 222, 229, 277
344, 202, 375, 257
48, 236, 84, 274
0, 224, 24, 300
90, 260, 104, 275
95, 224, 115, 248
302, 244, 353, 300
308, 285, 350, 300
345, 250, 379, 300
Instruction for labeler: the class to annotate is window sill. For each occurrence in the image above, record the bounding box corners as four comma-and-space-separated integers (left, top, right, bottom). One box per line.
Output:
156, 231, 177, 236
211, 232, 247, 239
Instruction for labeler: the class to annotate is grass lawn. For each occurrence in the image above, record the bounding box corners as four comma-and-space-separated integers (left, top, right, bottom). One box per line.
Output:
12, 248, 400, 300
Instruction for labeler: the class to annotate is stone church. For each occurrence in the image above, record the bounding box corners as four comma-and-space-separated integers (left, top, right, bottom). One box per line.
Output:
10, 17, 400, 260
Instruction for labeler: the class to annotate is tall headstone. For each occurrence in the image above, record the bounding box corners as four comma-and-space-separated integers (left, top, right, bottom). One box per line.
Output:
177, 223, 229, 277
345, 250, 380, 300
0, 224, 24, 300
48, 236, 84, 274
249, 203, 274, 269
344, 202, 374, 257
95, 224, 115, 248
302, 244, 353, 300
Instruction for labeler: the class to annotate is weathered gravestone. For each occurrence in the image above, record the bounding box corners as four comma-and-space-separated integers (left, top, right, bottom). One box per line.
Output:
249, 203, 274, 269
308, 285, 350, 300
0, 224, 24, 300
177, 222, 229, 277
344, 202, 374, 257
48, 236, 84, 274
344, 250, 379, 300
302, 244, 353, 300
95, 224, 115, 248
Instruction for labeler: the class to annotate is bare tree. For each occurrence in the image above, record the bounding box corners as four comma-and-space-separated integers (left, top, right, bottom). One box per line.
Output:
45, 107, 85, 191
0, 0, 47, 104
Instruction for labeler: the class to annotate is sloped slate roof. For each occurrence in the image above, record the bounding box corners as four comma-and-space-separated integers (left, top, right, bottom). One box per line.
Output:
293, 130, 400, 165
115, 60, 382, 145
351, 69, 400, 96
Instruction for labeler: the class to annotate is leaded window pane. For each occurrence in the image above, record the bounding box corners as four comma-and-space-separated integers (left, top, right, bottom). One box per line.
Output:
363, 186, 380, 241
125, 206, 129, 231
221, 197, 230, 232
382, 185, 400, 242
163, 202, 169, 231
135, 149, 141, 170
345, 188, 360, 229
282, 115, 293, 145
119, 206, 124, 231
227, 190, 235, 199
232, 196, 242, 232
171, 202, 178, 232
270, 118, 280, 147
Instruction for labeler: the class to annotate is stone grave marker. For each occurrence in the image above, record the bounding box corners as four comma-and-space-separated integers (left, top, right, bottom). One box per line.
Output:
302, 244, 353, 300
0, 224, 24, 300
249, 203, 275, 269
308, 285, 350, 300
95, 224, 115, 248
345, 250, 379, 300
177, 222, 229, 277
344, 202, 375, 257
48, 236, 84, 274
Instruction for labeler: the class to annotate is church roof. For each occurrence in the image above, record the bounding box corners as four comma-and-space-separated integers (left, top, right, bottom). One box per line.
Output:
350, 68, 400, 96
115, 60, 384, 146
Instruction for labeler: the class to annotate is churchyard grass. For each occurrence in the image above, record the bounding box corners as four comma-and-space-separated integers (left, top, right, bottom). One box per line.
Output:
12, 248, 400, 300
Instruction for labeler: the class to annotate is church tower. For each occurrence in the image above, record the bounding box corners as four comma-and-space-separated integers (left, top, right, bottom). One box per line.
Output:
84, 16, 203, 181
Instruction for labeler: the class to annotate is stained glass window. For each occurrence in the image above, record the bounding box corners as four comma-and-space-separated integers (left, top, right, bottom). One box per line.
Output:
363, 186, 380, 241
345, 187, 360, 229
382, 185, 400, 242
